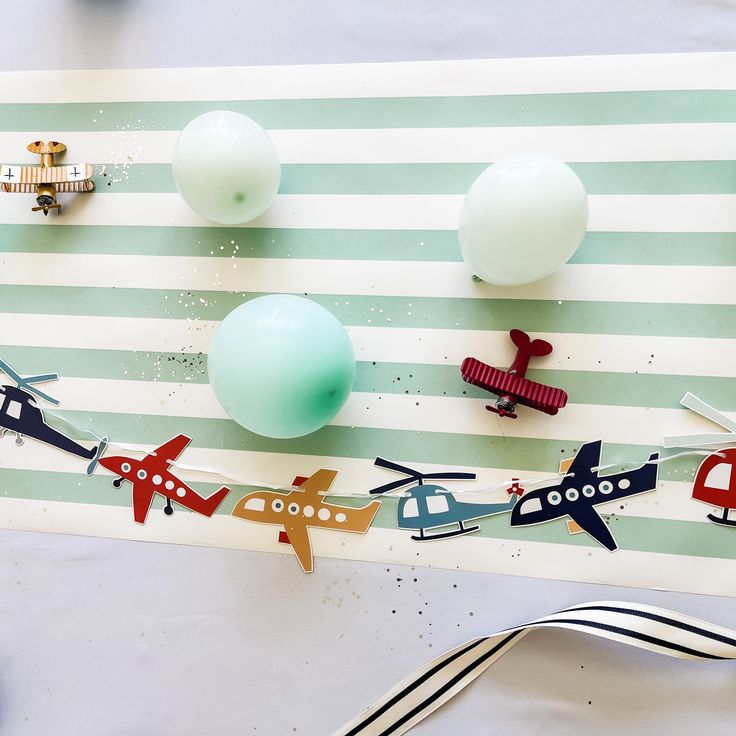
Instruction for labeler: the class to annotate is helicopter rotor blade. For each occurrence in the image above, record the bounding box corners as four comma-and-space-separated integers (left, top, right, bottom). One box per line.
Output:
420, 471, 477, 481
373, 457, 422, 476
23, 373, 59, 384
0, 359, 23, 384
0, 360, 60, 405
368, 477, 418, 496
23, 384, 61, 406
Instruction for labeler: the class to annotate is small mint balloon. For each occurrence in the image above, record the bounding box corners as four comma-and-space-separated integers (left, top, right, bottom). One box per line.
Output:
208, 295, 355, 439
173, 111, 281, 225
459, 154, 588, 286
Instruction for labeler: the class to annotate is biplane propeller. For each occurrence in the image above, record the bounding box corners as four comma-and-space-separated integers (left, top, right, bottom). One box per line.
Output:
461, 329, 568, 419
1, 140, 95, 215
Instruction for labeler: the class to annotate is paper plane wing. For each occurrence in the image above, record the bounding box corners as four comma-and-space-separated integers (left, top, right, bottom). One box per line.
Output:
132, 483, 157, 524
152, 434, 192, 468
567, 504, 617, 551
284, 521, 314, 573
298, 469, 338, 495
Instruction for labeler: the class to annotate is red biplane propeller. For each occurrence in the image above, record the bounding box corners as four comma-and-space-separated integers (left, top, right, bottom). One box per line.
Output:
460, 329, 568, 419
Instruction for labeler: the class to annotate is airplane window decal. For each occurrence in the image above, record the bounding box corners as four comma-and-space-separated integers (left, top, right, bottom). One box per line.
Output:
705, 463, 731, 491
426, 495, 450, 514
6, 400, 21, 420
403, 498, 419, 517
244, 498, 265, 512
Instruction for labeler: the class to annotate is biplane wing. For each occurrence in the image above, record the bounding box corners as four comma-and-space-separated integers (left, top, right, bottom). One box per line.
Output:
461, 358, 567, 415
0, 163, 93, 185
2, 180, 95, 194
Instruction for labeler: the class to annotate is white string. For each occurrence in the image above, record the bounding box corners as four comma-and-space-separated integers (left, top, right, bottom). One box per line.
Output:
43, 409, 721, 500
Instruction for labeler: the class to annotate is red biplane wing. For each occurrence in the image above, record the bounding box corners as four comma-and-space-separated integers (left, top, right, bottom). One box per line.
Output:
461, 358, 567, 415
151, 434, 192, 468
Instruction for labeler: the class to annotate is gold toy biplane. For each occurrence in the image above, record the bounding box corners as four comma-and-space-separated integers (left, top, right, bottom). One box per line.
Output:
1, 140, 94, 215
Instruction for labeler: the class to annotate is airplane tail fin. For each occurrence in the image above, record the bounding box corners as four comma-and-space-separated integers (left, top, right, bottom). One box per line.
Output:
202, 487, 231, 517
510, 328, 552, 358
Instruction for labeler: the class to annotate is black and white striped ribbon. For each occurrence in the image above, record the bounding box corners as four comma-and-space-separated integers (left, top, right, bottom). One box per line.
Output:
335, 601, 736, 736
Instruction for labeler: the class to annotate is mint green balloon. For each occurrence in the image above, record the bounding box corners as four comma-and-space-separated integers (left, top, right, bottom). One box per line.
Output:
459, 154, 588, 285
173, 111, 280, 225
208, 295, 355, 439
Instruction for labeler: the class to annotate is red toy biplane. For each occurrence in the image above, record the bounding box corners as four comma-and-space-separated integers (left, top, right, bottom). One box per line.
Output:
460, 329, 568, 419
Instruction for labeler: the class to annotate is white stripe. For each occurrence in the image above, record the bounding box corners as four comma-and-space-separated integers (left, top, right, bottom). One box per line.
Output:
2, 253, 733, 305
35, 375, 726, 447
1, 191, 735, 231
4, 313, 736, 379
1, 53, 735, 103
0, 440, 713, 524
0, 496, 733, 597
4, 124, 736, 165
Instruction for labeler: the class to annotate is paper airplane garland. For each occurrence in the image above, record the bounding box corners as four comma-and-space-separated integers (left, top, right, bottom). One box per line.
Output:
0, 358, 107, 474
98, 434, 231, 524
368, 457, 516, 541
691, 449, 736, 528
509, 440, 659, 551
231, 469, 381, 573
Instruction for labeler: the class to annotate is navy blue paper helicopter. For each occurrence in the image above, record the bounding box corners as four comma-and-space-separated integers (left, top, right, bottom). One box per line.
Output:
0, 359, 107, 475
510, 440, 658, 551
369, 457, 516, 541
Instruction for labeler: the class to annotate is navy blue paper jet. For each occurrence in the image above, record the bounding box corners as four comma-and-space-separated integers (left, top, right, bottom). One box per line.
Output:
510, 440, 658, 551
369, 457, 516, 541
0, 359, 107, 474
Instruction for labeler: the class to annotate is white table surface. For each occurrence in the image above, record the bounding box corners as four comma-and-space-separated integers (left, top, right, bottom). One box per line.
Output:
1, 2, 735, 734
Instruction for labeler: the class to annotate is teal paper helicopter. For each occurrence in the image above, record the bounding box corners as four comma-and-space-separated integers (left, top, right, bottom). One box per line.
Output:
369, 457, 517, 541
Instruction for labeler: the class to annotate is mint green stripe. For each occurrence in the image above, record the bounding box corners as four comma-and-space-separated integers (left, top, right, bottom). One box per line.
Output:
77, 162, 736, 196
6, 344, 736, 411
3, 285, 736, 338
3, 91, 736, 131
36, 408, 690, 485
1, 225, 734, 266
1, 467, 729, 560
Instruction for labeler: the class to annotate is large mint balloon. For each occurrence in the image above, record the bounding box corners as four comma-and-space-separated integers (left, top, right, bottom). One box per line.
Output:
173, 111, 280, 225
208, 295, 355, 439
459, 154, 588, 285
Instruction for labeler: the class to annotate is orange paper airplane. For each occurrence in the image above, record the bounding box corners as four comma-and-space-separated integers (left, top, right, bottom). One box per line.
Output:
232, 469, 381, 573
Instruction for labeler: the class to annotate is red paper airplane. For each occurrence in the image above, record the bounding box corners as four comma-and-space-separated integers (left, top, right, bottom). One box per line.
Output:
99, 434, 230, 523
461, 329, 568, 419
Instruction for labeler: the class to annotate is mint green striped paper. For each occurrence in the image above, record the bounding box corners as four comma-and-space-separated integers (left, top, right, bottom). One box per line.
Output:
1, 57, 735, 595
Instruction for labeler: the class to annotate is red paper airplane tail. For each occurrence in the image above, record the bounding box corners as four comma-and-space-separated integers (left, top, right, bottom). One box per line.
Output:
201, 486, 230, 517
